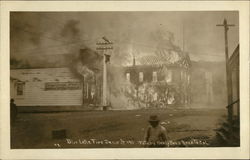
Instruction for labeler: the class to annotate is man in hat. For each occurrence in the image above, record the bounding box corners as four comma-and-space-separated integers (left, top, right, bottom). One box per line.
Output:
144, 115, 168, 147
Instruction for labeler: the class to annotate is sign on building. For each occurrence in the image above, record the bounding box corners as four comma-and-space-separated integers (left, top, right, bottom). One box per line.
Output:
45, 82, 81, 90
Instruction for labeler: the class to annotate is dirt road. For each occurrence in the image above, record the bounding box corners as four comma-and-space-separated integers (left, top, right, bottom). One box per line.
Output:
11, 107, 226, 148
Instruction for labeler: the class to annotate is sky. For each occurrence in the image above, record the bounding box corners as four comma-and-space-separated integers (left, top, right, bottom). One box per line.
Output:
10, 11, 239, 66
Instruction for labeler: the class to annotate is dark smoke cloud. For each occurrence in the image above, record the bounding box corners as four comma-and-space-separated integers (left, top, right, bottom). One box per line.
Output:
10, 14, 88, 69
68, 48, 103, 80
10, 13, 43, 54
75, 48, 102, 72
10, 12, 239, 65
60, 19, 81, 42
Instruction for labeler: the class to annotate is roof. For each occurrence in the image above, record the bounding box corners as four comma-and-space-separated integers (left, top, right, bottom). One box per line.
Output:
136, 50, 191, 68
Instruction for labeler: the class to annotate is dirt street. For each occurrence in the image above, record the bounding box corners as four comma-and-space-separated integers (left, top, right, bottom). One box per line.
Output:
11, 107, 226, 148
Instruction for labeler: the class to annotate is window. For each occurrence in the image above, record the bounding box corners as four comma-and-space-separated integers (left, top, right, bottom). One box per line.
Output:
181, 70, 186, 81
165, 70, 172, 83
187, 74, 190, 84
126, 73, 130, 82
16, 83, 24, 95
152, 71, 157, 82
139, 72, 143, 82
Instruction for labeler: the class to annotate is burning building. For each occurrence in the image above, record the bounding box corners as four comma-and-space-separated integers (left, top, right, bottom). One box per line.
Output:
120, 50, 191, 109
10, 29, 196, 110
10, 48, 104, 111
10, 67, 104, 111
11, 68, 85, 107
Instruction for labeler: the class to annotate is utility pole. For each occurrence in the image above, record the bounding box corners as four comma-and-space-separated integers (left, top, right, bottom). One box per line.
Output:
216, 19, 235, 122
96, 37, 113, 109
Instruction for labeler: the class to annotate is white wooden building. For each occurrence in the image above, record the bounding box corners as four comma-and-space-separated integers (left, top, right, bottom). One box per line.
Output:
10, 68, 84, 106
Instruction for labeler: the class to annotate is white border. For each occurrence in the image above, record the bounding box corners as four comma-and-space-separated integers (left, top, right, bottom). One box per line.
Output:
0, 1, 249, 159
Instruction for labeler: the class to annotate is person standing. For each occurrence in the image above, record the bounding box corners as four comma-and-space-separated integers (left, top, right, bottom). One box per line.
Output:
144, 115, 168, 147
10, 98, 18, 124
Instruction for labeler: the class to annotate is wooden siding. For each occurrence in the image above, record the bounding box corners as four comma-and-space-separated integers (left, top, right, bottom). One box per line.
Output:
10, 68, 83, 106
228, 45, 240, 119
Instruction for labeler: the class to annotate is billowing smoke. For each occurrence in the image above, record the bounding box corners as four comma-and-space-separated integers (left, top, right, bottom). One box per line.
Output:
10, 13, 44, 68
10, 13, 87, 69
10, 12, 228, 109
107, 66, 131, 109
60, 19, 81, 42
70, 48, 102, 80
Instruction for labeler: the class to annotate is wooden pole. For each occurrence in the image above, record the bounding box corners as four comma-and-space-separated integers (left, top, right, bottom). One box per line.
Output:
217, 18, 235, 144
216, 18, 235, 122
